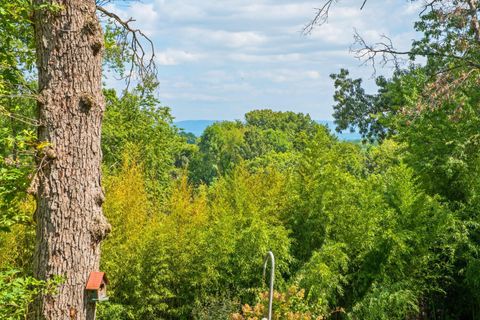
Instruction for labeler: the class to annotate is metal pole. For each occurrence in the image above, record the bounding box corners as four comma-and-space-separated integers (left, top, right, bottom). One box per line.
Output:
262, 251, 275, 320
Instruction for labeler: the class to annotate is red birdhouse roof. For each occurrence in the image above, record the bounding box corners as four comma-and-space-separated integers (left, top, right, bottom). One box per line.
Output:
86, 272, 108, 290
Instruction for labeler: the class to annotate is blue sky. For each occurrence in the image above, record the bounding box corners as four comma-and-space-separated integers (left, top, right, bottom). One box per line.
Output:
107, 0, 423, 120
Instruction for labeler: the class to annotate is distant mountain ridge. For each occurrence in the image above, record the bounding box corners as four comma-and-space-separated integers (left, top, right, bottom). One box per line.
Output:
174, 120, 361, 141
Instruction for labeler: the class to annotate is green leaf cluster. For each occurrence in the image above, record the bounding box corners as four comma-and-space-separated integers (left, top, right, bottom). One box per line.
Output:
189, 109, 322, 184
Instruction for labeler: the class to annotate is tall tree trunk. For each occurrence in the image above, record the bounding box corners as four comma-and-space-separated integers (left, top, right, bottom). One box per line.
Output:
31, 1, 110, 319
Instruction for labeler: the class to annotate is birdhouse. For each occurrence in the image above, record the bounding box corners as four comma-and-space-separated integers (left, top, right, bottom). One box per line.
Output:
85, 272, 109, 302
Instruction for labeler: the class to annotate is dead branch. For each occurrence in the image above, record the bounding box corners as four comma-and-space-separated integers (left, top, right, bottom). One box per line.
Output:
303, 0, 336, 35
351, 32, 408, 74
96, 5, 157, 89
351, 29, 480, 74
303, 0, 368, 35
360, 0, 367, 10
420, 0, 441, 15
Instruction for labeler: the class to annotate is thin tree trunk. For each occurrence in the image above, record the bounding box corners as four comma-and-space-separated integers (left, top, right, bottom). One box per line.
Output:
31, 1, 110, 319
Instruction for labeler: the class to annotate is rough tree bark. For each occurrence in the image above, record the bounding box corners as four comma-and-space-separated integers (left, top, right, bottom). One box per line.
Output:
31, 1, 110, 319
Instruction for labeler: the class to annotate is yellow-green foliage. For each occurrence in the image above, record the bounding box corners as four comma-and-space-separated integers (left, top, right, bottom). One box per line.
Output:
99, 156, 211, 318
0, 197, 35, 271
0, 198, 50, 320
206, 164, 292, 291
102, 150, 151, 257
99, 152, 293, 319
137, 165, 292, 319
138, 175, 211, 318
99, 150, 154, 319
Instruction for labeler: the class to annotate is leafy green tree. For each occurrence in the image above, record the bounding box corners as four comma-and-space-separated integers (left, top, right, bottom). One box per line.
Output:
0, 270, 61, 320
102, 87, 185, 201
325, 3, 480, 314
189, 110, 326, 184
290, 136, 459, 318
189, 121, 246, 184
285, 127, 362, 266
244, 109, 318, 147
178, 131, 197, 144
0, 0, 37, 231
330, 68, 411, 142
329, 0, 480, 144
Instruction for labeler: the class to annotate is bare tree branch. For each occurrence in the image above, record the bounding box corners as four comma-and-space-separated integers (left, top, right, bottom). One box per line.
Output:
351, 31, 406, 75
351, 30, 480, 74
360, 0, 368, 10
419, 0, 441, 15
303, 0, 368, 35
96, 5, 157, 89
303, 0, 335, 35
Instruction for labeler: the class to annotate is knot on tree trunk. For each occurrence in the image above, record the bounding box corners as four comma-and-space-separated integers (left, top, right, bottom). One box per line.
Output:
91, 41, 103, 56
94, 191, 105, 207
44, 146, 57, 159
82, 18, 101, 36
90, 214, 111, 243
79, 94, 97, 113
82, 17, 104, 56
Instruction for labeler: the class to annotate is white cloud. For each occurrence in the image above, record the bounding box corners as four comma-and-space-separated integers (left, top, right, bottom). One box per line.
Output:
403, 1, 425, 15
232, 2, 316, 21
183, 28, 267, 48
165, 92, 226, 102
103, 3, 159, 36
228, 52, 305, 63
111, 0, 422, 120
305, 70, 321, 79
240, 69, 322, 83
156, 49, 203, 65
153, 0, 207, 20
129, 3, 158, 24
